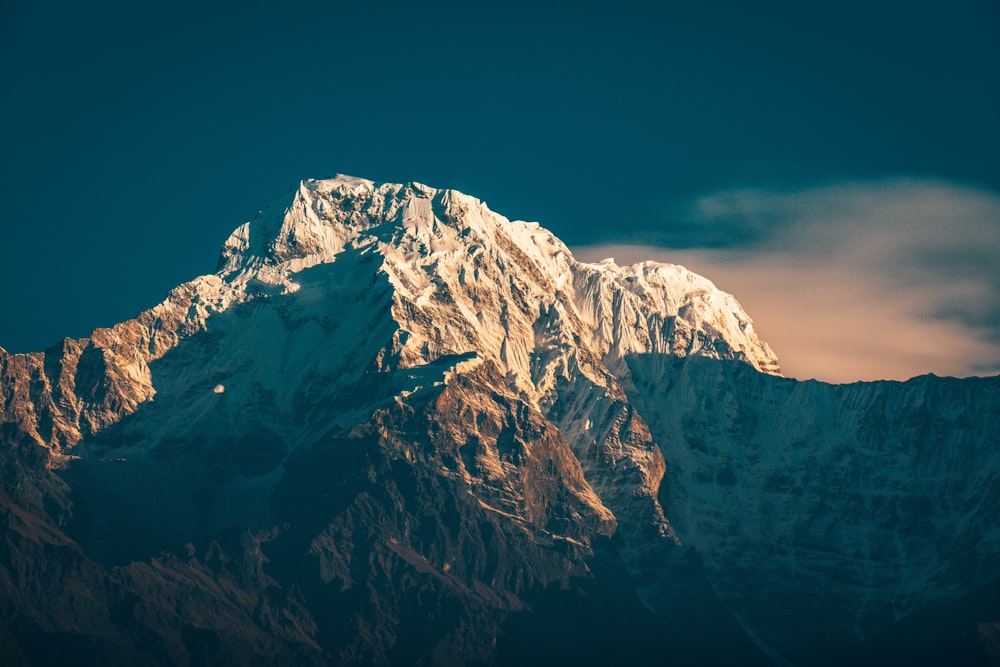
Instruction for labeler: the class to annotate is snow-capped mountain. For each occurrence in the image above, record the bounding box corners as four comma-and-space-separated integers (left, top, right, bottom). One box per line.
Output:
1, 176, 997, 666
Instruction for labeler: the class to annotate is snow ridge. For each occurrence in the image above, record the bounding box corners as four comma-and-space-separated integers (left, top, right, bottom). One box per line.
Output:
214, 175, 781, 383
0, 174, 780, 455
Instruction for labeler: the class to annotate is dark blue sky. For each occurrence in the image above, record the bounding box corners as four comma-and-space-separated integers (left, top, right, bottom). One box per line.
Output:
2, 0, 998, 358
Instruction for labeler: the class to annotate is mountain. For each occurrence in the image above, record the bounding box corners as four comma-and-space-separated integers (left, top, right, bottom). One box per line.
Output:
1, 176, 998, 666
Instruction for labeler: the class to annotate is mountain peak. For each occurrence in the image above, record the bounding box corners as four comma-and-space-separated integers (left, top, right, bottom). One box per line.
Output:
3, 176, 780, 453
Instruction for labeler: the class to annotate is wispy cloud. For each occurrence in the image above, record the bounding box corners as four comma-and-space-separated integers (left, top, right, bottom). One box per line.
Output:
573, 179, 1000, 383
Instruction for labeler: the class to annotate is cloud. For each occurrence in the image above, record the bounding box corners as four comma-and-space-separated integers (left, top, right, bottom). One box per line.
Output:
573, 179, 1000, 383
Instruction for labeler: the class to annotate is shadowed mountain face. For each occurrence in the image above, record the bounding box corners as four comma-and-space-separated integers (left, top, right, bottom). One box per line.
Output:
1, 176, 998, 666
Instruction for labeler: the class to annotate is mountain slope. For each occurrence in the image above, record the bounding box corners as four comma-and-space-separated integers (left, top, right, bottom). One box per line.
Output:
1, 176, 997, 665
624, 357, 1000, 663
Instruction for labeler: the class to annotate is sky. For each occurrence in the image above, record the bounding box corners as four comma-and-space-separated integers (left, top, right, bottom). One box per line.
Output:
1, 0, 998, 382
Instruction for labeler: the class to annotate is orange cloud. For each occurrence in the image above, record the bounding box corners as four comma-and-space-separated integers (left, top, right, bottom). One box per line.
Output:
573, 179, 1000, 383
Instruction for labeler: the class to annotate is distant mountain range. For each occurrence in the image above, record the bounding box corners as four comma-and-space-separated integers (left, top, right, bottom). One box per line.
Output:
2, 176, 998, 665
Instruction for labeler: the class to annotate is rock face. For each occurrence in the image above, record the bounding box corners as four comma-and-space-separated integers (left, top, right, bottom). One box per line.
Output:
1, 176, 998, 666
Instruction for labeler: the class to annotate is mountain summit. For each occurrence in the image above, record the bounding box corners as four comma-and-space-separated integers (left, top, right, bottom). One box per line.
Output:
1, 177, 998, 666
3, 176, 779, 450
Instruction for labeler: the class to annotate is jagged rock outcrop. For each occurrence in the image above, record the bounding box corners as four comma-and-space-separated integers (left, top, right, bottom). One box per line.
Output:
1, 176, 997, 666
